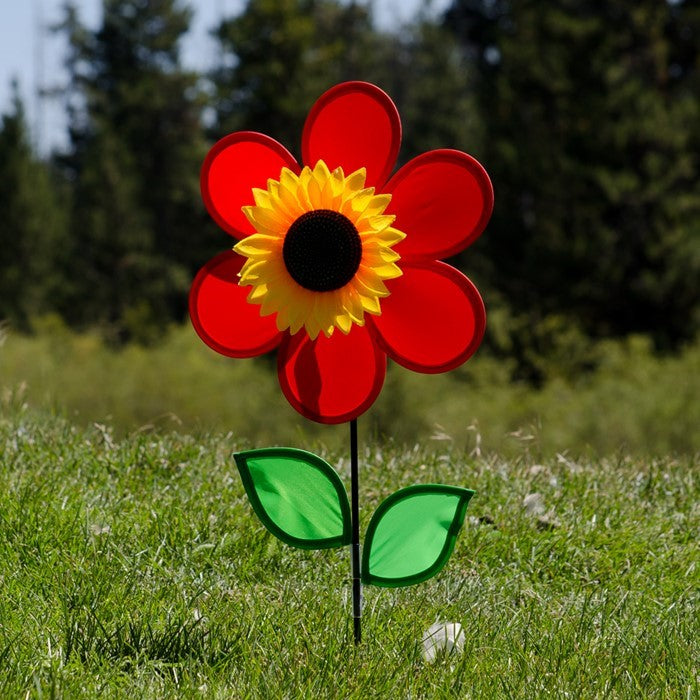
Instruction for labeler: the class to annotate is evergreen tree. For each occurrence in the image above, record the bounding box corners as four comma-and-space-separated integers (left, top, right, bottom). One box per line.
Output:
210, 0, 396, 152
445, 0, 700, 351
387, 17, 482, 165
0, 82, 67, 328
56, 0, 212, 340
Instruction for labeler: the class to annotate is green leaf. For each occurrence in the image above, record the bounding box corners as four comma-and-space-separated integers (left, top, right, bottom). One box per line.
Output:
234, 448, 351, 550
361, 485, 475, 587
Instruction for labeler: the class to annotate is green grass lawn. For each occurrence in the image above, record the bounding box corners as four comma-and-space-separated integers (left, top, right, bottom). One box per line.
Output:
0, 410, 697, 698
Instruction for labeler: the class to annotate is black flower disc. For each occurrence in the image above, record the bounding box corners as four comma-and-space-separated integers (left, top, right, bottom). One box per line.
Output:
283, 209, 363, 292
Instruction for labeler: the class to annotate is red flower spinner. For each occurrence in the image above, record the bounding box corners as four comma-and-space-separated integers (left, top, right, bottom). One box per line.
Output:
190, 82, 493, 424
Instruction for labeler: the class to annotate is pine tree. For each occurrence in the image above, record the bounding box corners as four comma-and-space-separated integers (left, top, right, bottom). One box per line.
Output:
445, 0, 700, 349
0, 82, 67, 328
210, 0, 395, 152
387, 17, 482, 165
56, 0, 212, 340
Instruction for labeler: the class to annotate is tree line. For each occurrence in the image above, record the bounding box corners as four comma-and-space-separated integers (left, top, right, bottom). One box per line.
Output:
1, 0, 698, 378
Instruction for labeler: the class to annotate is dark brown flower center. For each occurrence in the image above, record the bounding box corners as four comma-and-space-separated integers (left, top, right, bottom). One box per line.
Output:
283, 209, 362, 292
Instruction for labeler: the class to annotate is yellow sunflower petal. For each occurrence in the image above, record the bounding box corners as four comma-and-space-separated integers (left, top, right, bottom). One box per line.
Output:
251, 187, 273, 208
234, 234, 282, 257
298, 165, 313, 188
370, 262, 403, 280
347, 188, 374, 211
363, 194, 392, 217
335, 312, 354, 334
356, 215, 396, 235
266, 183, 299, 221
242, 206, 288, 236
351, 275, 389, 302
279, 167, 300, 191
330, 166, 346, 192
320, 177, 338, 208
312, 160, 331, 185
362, 247, 401, 264
246, 284, 269, 303
307, 175, 324, 209
294, 170, 314, 210
353, 269, 390, 297
345, 168, 366, 193
359, 294, 382, 315
238, 259, 269, 283
259, 293, 280, 318
277, 181, 305, 218
361, 226, 406, 246
341, 289, 366, 326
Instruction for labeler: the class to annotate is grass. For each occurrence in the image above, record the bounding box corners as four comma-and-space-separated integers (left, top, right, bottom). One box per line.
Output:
1, 318, 699, 456
0, 408, 697, 698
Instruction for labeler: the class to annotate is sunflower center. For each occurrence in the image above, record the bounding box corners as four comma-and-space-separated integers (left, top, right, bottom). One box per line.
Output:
283, 209, 362, 292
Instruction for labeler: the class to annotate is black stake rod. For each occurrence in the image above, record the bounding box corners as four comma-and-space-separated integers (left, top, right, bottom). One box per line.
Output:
350, 418, 361, 644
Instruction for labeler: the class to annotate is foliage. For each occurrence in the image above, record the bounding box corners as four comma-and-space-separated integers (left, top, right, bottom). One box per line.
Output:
445, 0, 700, 349
210, 0, 396, 151
54, 0, 215, 341
381, 17, 483, 166
0, 410, 696, 697
0, 83, 67, 328
210, 0, 484, 167
1, 320, 697, 457
0, 0, 697, 374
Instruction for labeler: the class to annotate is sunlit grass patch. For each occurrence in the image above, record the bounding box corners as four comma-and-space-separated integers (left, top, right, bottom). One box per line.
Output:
0, 412, 697, 697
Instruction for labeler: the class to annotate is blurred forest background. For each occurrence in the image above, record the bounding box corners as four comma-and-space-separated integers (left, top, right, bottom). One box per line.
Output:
1, 0, 699, 455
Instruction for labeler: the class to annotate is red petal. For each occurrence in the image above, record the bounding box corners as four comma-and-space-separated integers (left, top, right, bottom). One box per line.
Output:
302, 82, 401, 189
385, 149, 493, 261
201, 132, 299, 239
189, 250, 282, 358
278, 325, 386, 424
369, 262, 485, 373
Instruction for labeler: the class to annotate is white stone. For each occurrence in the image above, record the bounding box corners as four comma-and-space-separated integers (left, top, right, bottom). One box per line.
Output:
422, 621, 464, 663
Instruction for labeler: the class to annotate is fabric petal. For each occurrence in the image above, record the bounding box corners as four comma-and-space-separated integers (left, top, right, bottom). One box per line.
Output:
302, 82, 401, 189
385, 150, 494, 262
201, 132, 299, 239
278, 325, 386, 424
189, 250, 282, 358
369, 262, 485, 373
